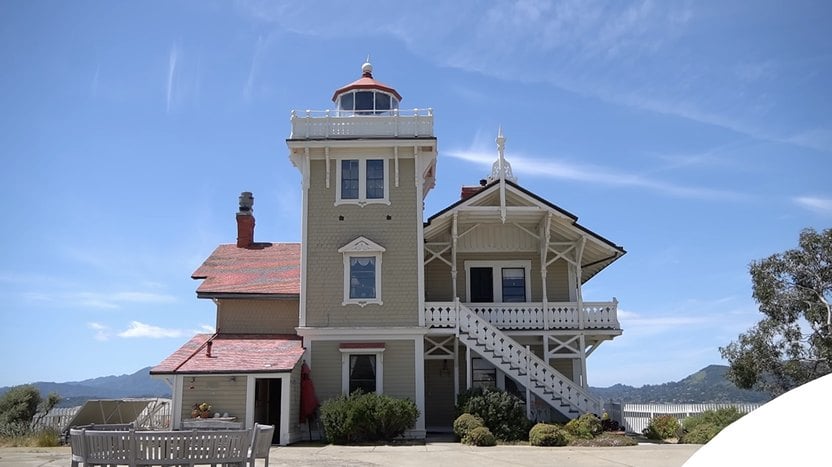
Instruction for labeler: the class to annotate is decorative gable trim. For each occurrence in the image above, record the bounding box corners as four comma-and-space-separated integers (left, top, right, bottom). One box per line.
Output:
338, 236, 386, 254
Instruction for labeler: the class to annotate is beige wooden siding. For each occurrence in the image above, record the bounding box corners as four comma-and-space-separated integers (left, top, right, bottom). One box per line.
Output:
304, 156, 420, 327
181, 376, 247, 422
545, 259, 570, 301
217, 299, 299, 334
425, 259, 453, 301
424, 359, 454, 427
309, 339, 416, 402
309, 341, 342, 402
549, 359, 574, 382
381, 340, 415, 400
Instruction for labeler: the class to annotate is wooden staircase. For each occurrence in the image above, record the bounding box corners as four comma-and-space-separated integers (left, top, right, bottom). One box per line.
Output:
456, 301, 601, 418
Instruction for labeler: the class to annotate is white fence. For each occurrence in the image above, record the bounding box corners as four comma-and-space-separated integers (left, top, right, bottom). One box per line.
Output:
33, 398, 172, 432
604, 402, 762, 434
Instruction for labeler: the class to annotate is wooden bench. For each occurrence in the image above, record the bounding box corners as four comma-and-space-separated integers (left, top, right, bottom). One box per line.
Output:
70, 424, 273, 467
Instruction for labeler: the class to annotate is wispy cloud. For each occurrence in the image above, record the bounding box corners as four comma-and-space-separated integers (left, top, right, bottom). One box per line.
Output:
166, 43, 180, 113
794, 196, 832, 216
446, 146, 746, 201
88, 322, 111, 341
118, 321, 185, 339
243, 35, 269, 101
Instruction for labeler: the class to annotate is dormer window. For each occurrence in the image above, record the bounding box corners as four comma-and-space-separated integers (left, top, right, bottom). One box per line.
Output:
339, 236, 385, 306
337, 158, 388, 206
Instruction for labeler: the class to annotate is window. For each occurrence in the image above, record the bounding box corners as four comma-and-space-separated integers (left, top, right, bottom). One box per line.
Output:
336, 90, 399, 116
501, 268, 526, 302
465, 260, 531, 303
471, 358, 496, 389
336, 158, 388, 205
349, 355, 376, 393
339, 237, 385, 306
340, 160, 359, 199
340, 344, 385, 394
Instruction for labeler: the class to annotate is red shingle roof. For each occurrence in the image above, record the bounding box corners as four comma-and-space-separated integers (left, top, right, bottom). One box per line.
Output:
332, 75, 402, 102
150, 334, 304, 374
192, 243, 300, 296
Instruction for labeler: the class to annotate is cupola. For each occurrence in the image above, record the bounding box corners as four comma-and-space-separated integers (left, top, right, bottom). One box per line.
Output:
332, 61, 402, 115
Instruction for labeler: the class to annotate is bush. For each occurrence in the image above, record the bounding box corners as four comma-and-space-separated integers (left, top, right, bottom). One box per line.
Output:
453, 413, 484, 441
643, 415, 681, 440
529, 423, 568, 447
320, 391, 419, 444
463, 426, 496, 446
458, 388, 530, 441
564, 413, 602, 440
679, 407, 744, 444
679, 422, 720, 444
569, 432, 638, 447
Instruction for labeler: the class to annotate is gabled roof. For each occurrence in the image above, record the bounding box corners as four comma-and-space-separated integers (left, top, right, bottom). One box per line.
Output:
192, 243, 300, 298
150, 334, 304, 375
425, 179, 626, 283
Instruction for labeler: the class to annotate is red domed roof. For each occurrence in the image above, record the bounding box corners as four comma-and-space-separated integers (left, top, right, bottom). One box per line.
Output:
331, 62, 402, 102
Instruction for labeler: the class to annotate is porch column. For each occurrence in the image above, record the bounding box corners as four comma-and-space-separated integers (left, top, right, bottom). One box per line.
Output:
451, 212, 458, 299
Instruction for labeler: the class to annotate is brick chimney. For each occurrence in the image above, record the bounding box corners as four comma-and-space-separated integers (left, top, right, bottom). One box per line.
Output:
236, 191, 255, 248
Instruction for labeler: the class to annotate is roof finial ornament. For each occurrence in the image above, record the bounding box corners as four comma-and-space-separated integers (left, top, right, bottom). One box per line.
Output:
487, 126, 517, 184
362, 55, 373, 78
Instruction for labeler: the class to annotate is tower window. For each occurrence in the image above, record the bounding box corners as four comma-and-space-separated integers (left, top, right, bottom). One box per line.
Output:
336, 158, 389, 206
339, 236, 385, 306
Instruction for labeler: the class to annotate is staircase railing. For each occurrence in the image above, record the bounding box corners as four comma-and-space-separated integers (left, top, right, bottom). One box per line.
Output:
454, 299, 601, 416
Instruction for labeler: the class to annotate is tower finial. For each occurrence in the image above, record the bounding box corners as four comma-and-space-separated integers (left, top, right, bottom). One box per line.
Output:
486, 126, 517, 184
362, 55, 373, 77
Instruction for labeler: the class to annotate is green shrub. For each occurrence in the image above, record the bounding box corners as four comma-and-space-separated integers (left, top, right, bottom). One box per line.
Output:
453, 413, 484, 440
458, 388, 530, 441
529, 423, 568, 447
463, 426, 496, 446
454, 387, 484, 417
678, 407, 744, 444
643, 415, 681, 440
679, 422, 720, 444
0, 421, 30, 438
320, 391, 419, 444
564, 413, 602, 440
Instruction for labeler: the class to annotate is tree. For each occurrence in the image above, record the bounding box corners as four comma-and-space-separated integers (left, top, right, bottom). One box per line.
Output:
0, 385, 60, 430
720, 228, 832, 396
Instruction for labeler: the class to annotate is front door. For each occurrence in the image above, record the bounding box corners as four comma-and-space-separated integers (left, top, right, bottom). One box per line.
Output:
469, 267, 494, 302
254, 378, 281, 444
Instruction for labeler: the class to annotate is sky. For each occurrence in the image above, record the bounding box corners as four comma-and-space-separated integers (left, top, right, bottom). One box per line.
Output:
1, 0, 830, 389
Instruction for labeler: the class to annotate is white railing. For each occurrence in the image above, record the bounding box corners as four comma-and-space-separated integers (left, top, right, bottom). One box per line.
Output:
425, 300, 619, 330
455, 301, 601, 415
604, 402, 763, 434
290, 108, 434, 139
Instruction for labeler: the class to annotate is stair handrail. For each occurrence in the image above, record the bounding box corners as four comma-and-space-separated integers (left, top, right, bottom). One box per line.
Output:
454, 298, 601, 414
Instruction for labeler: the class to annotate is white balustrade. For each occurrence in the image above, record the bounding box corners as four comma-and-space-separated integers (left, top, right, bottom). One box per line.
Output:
425, 300, 619, 330
290, 108, 434, 139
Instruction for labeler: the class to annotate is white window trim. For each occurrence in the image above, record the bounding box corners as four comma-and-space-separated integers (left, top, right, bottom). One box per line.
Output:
335, 157, 390, 206
339, 236, 385, 307
340, 347, 385, 394
464, 260, 532, 303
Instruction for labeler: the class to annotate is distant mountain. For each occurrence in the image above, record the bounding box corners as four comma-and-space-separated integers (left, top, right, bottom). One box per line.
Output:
0, 367, 171, 407
590, 364, 771, 404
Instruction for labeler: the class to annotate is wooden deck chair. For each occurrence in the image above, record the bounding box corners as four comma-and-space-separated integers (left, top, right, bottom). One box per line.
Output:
247, 423, 274, 467
69, 428, 86, 467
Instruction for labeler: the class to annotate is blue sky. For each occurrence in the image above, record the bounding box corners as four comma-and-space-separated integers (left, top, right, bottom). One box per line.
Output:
1, 0, 830, 389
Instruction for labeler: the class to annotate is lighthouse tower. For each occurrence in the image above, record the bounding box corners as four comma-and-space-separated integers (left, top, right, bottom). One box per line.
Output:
287, 61, 437, 436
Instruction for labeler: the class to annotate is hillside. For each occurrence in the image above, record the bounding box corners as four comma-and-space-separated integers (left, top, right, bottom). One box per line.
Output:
590, 364, 771, 403
0, 367, 170, 407
2, 364, 769, 407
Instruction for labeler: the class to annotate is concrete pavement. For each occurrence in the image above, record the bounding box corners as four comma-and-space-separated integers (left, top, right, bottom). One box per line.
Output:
0, 442, 701, 467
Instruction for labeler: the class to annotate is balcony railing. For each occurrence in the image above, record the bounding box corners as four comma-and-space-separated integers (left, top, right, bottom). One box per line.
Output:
425, 299, 620, 331
289, 108, 434, 139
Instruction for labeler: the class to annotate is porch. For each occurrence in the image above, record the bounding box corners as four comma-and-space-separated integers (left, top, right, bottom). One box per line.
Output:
424, 299, 620, 331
